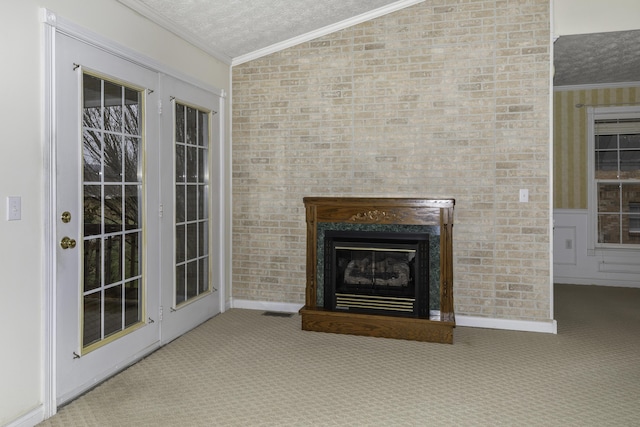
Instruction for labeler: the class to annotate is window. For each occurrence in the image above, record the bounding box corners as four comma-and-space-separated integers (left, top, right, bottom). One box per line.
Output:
81, 73, 143, 350
589, 107, 640, 248
174, 102, 211, 306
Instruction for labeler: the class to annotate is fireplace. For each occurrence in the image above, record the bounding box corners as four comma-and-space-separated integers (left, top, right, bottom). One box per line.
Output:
300, 197, 455, 343
324, 230, 429, 318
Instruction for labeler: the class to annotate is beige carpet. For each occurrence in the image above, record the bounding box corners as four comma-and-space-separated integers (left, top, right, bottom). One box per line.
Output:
40, 284, 640, 426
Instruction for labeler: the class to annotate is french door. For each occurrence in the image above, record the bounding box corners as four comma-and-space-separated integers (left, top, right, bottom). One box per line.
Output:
55, 33, 221, 405
159, 76, 222, 343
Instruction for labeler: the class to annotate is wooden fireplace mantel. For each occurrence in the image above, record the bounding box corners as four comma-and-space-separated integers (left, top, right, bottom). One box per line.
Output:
300, 197, 455, 344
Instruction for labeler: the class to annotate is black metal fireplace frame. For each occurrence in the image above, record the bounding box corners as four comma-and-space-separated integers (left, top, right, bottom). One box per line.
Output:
323, 230, 429, 318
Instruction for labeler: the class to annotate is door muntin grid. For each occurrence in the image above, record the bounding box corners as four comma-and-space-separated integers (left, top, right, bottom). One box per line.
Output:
82, 72, 144, 352
174, 101, 211, 306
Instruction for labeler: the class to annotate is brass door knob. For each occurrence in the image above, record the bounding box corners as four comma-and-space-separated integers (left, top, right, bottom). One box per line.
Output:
60, 237, 77, 249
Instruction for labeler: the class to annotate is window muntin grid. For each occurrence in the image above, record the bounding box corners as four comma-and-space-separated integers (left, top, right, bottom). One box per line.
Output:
175, 101, 210, 306
82, 73, 144, 351
594, 117, 640, 246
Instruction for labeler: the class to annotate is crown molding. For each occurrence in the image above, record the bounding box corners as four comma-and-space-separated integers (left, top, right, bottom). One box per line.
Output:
231, 0, 425, 66
554, 81, 640, 92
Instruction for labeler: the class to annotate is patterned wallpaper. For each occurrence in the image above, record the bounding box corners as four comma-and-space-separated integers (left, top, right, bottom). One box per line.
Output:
554, 86, 640, 209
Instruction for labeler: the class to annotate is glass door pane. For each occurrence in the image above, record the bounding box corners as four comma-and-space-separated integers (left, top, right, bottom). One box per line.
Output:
82, 73, 143, 352
175, 102, 210, 305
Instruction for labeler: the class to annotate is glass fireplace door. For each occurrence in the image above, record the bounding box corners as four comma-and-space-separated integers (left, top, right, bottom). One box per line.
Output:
325, 231, 429, 318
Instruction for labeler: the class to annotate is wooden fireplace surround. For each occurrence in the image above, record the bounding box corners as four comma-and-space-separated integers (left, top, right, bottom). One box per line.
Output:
300, 197, 455, 344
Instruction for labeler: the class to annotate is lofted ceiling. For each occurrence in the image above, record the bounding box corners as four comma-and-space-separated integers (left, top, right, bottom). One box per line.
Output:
117, 0, 423, 65
117, 0, 640, 86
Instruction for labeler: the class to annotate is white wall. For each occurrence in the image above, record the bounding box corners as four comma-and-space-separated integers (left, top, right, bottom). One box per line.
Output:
0, 1, 230, 425
0, 4, 43, 425
553, 0, 640, 36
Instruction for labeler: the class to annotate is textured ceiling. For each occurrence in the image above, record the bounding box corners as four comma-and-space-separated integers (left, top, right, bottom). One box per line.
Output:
554, 30, 640, 87
118, 0, 417, 64
118, 0, 640, 85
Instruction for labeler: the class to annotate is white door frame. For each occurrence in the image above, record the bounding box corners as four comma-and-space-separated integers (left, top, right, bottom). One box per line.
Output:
42, 8, 227, 417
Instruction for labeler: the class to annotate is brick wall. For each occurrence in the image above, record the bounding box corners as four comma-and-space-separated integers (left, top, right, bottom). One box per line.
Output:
232, 0, 552, 321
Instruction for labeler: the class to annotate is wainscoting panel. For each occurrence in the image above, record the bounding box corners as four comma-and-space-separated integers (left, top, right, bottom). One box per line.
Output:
553, 225, 577, 265
554, 209, 640, 287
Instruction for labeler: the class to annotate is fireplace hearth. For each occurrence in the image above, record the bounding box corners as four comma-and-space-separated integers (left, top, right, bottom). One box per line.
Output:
300, 197, 455, 343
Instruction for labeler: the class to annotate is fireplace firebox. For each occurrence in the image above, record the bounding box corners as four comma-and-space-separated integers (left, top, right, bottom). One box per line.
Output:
324, 231, 429, 318
300, 197, 455, 343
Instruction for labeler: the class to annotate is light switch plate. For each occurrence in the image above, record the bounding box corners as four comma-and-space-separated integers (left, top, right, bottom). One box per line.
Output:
519, 189, 528, 203
7, 196, 21, 221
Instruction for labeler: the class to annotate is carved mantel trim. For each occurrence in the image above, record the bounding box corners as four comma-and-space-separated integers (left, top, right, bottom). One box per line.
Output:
349, 209, 405, 222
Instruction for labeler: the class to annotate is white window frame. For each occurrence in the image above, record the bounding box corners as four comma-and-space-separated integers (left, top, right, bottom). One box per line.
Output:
587, 106, 640, 252
629, 202, 640, 234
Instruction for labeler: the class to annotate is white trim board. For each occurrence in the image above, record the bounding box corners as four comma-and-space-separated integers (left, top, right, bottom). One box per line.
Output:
5, 406, 45, 427
554, 277, 640, 288
456, 315, 557, 334
41, 11, 57, 421
231, 299, 304, 314
231, 300, 558, 334
554, 81, 640, 92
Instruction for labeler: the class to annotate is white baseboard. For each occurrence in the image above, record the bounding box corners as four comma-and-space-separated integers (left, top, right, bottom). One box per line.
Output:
554, 276, 640, 288
231, 299, 303, 313
5, 406, 44, 427
231, 299, 558, 334
456, 315, 557, 334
